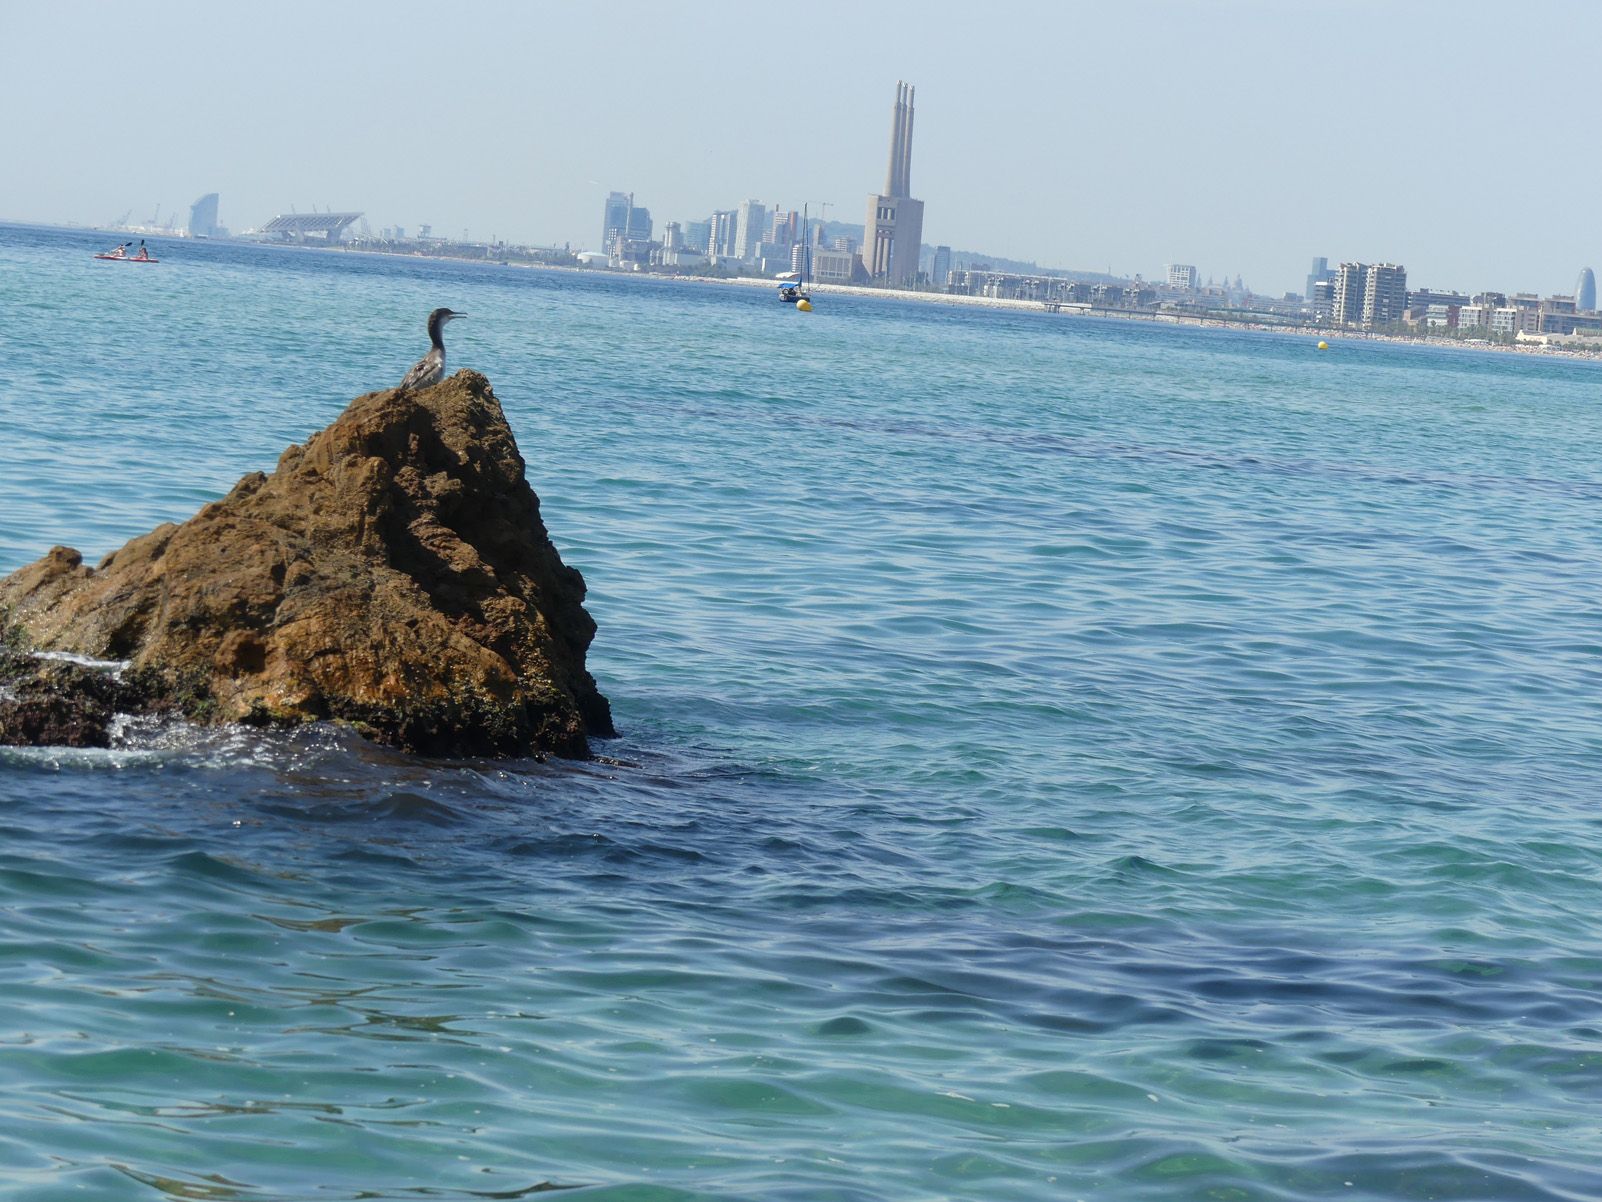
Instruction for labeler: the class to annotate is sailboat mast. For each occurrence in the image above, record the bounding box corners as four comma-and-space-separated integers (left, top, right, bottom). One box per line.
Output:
802, 203, 811, 286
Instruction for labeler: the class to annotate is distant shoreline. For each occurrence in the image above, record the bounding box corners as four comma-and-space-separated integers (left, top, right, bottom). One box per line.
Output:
686, 275, 1602, 363
16, 220, 1600, 364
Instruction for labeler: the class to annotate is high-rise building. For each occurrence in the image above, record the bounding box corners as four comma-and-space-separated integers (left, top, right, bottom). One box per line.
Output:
1310, 279, 1335, 319
707, 210, 738, 259
862, 81, 926, 287
771, 209, 799, 248
1305, 256, 1333, 299
735, 200, 766, 260
1362, 263, 1407, 327
602, 192, 632, 247
932, 245, 952, 287
626, 202, 652, 243
1331, 262, 1367, 326
1166, 264, 1199, 290
189, 192, 220, 238
1330, 262, 1406, 328
1576, 267, 1597, 312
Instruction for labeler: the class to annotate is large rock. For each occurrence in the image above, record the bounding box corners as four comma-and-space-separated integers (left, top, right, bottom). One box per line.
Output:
0, 371, 613, 757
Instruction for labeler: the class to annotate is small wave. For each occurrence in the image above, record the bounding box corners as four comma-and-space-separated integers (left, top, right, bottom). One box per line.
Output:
31, 650, 131, 673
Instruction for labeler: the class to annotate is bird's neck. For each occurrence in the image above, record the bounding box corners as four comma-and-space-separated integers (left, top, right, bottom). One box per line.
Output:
427, 317, 445, 350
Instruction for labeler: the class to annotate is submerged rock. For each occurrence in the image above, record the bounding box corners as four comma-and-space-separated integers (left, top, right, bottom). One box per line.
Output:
0, 371, 613, 758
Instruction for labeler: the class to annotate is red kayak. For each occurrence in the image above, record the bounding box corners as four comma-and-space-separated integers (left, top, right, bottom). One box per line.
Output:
94, 253, 159, 262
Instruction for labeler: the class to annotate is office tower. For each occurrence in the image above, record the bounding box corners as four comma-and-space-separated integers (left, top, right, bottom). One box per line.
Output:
684, 220, 711, 254
862, 81, 926, 286
602, 192, 631, 247
1167, 264, 1199, 290
1305, 255, 1334, 299
626, 202, 652, 243
735, 200, 766, 260
1576, 267, 1596, 312
1362, 263, 1407, 327
662, 222, 683, 252
932, 245, 952, 286
189, 193, 220, 238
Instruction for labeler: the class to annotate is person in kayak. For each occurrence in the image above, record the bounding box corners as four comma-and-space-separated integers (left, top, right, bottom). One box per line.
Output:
133, 240, 149, 261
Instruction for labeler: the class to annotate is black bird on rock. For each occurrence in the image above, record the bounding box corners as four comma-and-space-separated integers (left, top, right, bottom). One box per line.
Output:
397, 308, 468, 392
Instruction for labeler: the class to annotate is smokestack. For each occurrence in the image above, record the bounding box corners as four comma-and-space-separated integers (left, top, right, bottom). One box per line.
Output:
898, 85, 915, 198
884, 82, 907, 196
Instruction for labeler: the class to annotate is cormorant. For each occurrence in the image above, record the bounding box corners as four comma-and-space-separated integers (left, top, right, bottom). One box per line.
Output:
397, 308, 468, 392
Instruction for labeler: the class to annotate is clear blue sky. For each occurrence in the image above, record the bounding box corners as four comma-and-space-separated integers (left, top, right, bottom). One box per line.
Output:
3, 0, 1595, 295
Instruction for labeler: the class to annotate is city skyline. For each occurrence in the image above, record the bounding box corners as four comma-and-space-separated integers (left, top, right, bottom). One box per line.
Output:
5, 1, 1602, 296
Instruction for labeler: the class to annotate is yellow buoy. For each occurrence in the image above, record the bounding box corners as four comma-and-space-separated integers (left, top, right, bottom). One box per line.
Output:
1317, 340, 1329, 350
796, 299, 813, 312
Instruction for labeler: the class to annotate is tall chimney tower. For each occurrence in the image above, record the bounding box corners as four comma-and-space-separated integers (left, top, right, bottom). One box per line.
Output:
863, 81, 926, 287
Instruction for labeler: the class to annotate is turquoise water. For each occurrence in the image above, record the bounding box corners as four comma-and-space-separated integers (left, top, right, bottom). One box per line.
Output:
2, 221, 1601, 1201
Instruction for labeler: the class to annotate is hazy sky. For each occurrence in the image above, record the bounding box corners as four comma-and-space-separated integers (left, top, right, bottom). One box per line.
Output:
4, 0, 1596, 294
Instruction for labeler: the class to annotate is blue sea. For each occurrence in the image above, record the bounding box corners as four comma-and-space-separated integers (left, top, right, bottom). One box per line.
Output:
2, 221, 1600, 1202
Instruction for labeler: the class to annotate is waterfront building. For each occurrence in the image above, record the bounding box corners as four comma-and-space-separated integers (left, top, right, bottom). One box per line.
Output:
1331, 262, 1405, 328
931, 245, 952, 287
188, 192, 220, 238
683, 220, 711, 254
1166, 264, 1199, 291
601, 192, 631, 247
1331, 262, 1367, 326
862, 81, 926, 287
1310, 279, 1335, 319
661, 222, 683, 252
1457, 304, 1488, 329
1539, 293, 1580, 335
626, 203, 652, 243
809, 247, 856, 284
1575, 267, 1596, 312
1404, 288, 1470, 325
1424, 304, 1459, 330
1510, 293, 1543, 333
1361, 264, 1406, 327
1489, 307, 1521, 336
735, 199, 766, 261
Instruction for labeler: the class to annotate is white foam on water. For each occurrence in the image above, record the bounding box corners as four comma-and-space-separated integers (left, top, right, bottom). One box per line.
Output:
31, 650, 132, 673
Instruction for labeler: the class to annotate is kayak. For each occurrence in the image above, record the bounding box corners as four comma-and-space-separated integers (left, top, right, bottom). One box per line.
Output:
94, 254, 159, 262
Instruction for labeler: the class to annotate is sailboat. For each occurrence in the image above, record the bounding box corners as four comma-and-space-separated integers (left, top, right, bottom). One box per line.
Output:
777, 205, 813, 306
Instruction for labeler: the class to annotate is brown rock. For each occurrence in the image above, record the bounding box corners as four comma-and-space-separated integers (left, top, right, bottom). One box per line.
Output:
0, 371, 613, 757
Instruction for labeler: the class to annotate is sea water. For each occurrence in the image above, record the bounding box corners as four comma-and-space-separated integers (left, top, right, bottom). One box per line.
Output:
1, 222, 1600, 1201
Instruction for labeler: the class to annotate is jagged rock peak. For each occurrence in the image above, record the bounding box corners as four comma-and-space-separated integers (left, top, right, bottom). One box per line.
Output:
0, 371, 613, 757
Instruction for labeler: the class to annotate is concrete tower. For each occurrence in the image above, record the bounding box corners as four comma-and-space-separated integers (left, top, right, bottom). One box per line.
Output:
862, 81, 925, 287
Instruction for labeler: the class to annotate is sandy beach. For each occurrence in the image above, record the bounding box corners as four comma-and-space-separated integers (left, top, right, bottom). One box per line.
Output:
679, 270, 1602, 362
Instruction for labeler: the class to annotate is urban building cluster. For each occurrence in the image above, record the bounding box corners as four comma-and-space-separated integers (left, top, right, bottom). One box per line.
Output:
590, 82, 929, 288
1303, 257, 1602, 342
153, 86, 1598, 353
